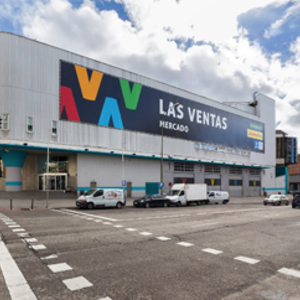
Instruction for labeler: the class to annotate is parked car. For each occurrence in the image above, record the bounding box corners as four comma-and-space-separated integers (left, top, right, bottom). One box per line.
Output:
263, 194, 289, 206
133, 194, 171, 208
292, 196, 300, 208
76, 188, 126, 209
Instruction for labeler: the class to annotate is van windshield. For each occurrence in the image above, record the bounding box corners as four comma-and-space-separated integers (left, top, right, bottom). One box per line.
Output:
84, 189, 96, 196
171, 190, 180, 196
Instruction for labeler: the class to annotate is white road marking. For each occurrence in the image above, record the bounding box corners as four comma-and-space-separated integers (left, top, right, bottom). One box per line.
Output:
31, 244, 47, 251
17, 233, 30, 238
234, 256, 260, 264
48, 263, 73, 273
63, 276, 93, 291
98, 297, 113, 300
156, 237, 171, 241
12, 228, 25, 232
0, 239, 37, 300
177, 242, 194, 247
95, 220, 102, 222
8, 225, 20, 228
191, 222, 219, 228
126, 228, 137, 232
24, 238, 38, 243
61, 209, 117, 222
114, 225, 124, 228
140, 232, 152, 236
278, 268, 300, 278
5, 222, 16, 225
197, 208, 262, 216
103, 222, 112, 225
41, 254, 58, 260
202, 248, 223, 255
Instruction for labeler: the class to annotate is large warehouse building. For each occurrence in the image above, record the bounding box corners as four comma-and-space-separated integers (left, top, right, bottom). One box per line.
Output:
0, 32, 277, 197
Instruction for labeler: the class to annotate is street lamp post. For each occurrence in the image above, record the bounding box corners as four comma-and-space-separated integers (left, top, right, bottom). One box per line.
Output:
160, 102, 180, 195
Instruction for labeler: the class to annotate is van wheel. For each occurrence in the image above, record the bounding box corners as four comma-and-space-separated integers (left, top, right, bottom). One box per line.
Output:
176, 201, 181, 207
278, 201, 281, 206
87, 202, 94, 209
116, 202, 123, 209
285, 201, 289, 206
145, 203, 150, 208
222, 200, 227, 205
273, 202, 276, 206
205, 200, 209, 204
196, 201, 200, 206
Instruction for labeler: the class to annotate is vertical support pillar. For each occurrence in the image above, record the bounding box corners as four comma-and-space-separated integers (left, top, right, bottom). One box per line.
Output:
0, 150, 27, 191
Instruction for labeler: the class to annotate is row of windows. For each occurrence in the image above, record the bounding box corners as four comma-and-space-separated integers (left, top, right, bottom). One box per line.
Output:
203, 179, 261, 186
1, 114, 57, 135
174, 163, 260, 175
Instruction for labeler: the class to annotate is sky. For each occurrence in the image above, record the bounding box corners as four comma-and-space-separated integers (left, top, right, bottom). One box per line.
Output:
1, 0, 300, 148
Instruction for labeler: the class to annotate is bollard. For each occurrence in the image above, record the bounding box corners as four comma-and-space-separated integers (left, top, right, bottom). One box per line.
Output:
10, 198, 12, 210
31, 199, 34, 210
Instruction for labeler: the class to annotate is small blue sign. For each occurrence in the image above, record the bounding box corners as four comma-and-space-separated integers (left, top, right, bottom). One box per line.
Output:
122, 180, 126, 187
159, 182, 164, 188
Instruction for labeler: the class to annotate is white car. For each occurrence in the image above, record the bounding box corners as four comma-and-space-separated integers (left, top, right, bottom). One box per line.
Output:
263, 194, 289, 206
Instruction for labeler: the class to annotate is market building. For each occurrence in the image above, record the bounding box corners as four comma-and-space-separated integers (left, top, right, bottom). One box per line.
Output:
0, 32, 277, 196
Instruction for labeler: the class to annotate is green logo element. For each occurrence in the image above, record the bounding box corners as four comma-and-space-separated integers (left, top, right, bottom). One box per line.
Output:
119, 79, 142, 110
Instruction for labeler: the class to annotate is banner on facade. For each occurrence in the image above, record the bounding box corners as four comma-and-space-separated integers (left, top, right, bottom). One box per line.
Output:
60, 60, 265, 153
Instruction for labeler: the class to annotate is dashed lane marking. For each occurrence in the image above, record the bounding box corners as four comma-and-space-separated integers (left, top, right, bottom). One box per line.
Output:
63, 276, 93, 291
60, 209, 117, 222
234, 256, 260, 264
191, 222, 219, 228
12, 228, 25, 232
8, 225, 21, 228
103, 222, 112, 225
98, 297, 113, 300
139, 232, 152, 236
41, 254, 58, 260
278, 268, 300, 278
24, 238, 38, 243
202, 248, 223, 255
177, 242, 194, 247
17, 233, 30, 238
114, 225, 124, 228
48, 263, 73, 273
30, 244, 47, 251
156, 237, 171, 241
126, 228, 137, 232
0, 238, 38, 300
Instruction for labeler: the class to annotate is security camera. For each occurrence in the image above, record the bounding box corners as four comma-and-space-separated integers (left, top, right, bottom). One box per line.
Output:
249, 92, 258, 107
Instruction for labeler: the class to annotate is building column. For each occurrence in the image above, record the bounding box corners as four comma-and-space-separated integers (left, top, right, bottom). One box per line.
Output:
0, 150, 27, 191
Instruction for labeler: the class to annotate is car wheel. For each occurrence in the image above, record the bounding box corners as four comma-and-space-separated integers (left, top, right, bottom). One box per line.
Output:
87, 202, 94, 209
292, 204, 296, 209
263, 202, 267, 206
176, 201, 181, 207
116, 202, 123, 209
222, 200, 227, 205
285, 201, 289, 206
145, 202, 150, 208
273, 202, 276, 206
278, 201, 281, 206
205, 200, 209, 204
163, 202, 168, 208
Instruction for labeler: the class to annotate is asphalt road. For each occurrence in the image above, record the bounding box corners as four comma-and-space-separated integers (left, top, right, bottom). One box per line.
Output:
0, 198, 300, 300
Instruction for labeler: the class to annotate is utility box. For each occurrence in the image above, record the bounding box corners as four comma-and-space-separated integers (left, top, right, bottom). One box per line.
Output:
145, 182, 159, 195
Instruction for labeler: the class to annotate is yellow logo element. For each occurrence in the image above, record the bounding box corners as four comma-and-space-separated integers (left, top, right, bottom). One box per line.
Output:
75, 65, 103, 101
211, 179, 215, 186
247, 129, 263, 141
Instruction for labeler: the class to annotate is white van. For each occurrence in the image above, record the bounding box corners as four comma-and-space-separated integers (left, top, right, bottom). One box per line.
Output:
207, 191, 230, 205
76, 189, 126, 209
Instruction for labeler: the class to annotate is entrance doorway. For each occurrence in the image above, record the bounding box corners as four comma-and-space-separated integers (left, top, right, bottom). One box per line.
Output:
39, 173, 68, 191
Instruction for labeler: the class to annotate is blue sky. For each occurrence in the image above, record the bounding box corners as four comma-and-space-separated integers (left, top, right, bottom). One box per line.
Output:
0, 0, 300, 143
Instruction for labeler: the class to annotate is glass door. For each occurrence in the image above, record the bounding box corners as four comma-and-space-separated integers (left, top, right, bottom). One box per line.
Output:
38, 173, 68, 191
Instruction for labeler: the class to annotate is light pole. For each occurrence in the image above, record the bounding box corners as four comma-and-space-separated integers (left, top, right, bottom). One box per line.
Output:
160, 102, 180, 195
46, 129, 50, 208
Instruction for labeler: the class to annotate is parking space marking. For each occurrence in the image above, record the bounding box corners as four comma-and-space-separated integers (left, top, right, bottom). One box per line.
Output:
234, 256, 260, 264
0, 239, 38, 300
48, 263, 73, 273
177, 242, 194, 247
202, 248, 223, 255
156, 237, 171, 241
278, 268, 300, 278
63, 276, 93, 291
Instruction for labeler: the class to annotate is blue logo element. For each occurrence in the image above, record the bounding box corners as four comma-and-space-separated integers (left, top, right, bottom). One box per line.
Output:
159, 182, 164, 188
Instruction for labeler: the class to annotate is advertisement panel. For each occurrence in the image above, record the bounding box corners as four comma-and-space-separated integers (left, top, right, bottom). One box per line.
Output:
60, 61, 265, 153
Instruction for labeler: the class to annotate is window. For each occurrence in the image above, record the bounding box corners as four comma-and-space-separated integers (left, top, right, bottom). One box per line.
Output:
2, 113, 9, 130
250, 169, 260, 175
229, 167, 242, 175
27, 116, 33, 133
94, 190, 103, 197
249, 180, 261, 187
205, 166, 221, 173
229, 179, 243, 186
52, 120, 57, 135
174, 162, 194, 172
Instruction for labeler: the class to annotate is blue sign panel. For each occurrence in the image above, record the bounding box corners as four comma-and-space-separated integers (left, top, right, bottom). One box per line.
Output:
159, 182, 164, 188
122, 180, 126, 187
60, 61, 265, 153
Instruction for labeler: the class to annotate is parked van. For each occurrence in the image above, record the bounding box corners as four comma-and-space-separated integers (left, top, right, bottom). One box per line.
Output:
76, 189, 126, 209
207, 191, 230, 204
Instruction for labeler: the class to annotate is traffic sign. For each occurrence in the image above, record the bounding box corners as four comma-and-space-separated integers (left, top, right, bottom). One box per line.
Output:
159, 182, 164, 188
122, 180, 126, 187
